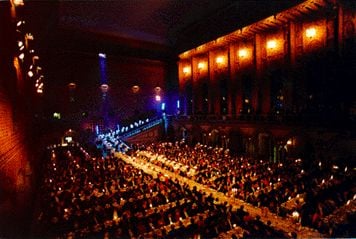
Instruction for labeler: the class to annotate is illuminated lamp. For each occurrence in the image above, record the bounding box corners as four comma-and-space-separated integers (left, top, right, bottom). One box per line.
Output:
11, 0, 24, 6
132, 85, 140, 93
98, 53, 106, 58
16, 21, 23, 27
155, 95, 161, 102
27, 71, 33, 77
216, 56, 224, 64
306, 27, 316, 38
154, 86, 161, 93
238, 49, 248, 58
197, 62, 206, 70
100, 84, 109, 93
244, 99, 249, 104
183, 66, 191, 75
25, 33, 34, 40
19, 45, 24, 51
18, 41, 23, 47
32, 55, 39, 65
53, 112, 61, 119
267, 40, 277, 49
19, 53, 24, 60
68, 82, 76, 90
287, 139, 292, 145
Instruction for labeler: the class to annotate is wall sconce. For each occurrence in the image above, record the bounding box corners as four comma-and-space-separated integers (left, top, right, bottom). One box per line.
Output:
131, 85, 140, 94
11, 0, 24, 6
100, 84, 109, 93
305, 27, 316, 39
183, 66, 191, 75
238, 49, 248, 58
267, 40, 277, 49
68, 82, 77, 90
197, 62, 206, 70
216, 56, 225, 64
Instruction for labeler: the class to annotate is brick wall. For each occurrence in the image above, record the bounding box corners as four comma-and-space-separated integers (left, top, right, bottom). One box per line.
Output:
0, 4, 29, 194
0, 86, 28, 193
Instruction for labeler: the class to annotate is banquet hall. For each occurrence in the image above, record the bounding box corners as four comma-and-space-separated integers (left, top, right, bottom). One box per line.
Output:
0, 0, 355, 238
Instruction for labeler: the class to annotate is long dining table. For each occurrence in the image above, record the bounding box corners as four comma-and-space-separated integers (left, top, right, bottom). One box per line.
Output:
116, 152, 324, 239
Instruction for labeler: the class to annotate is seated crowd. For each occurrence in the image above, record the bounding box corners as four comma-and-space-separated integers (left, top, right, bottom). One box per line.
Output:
35, 136, 355, 238
35, 145, 285, 238
133, 141, 355, 237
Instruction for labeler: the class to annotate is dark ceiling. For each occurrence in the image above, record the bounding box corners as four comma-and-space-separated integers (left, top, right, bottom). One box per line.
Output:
26, 0, 303, 60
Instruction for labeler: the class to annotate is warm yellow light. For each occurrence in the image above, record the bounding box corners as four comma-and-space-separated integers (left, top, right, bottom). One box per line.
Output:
131, 85, 140, 93
197, 62, 206, 70
27, 71, 33, 77
53, 112, 61, 119
154, 86, 161, 93
19, 53, 24, 60
183, 66, 191, 74
306, 27, 316, 38
267, 40, 277, 49
287, 139, 292, 145
216, 56, 224, 64
12, 0, 24, 6
238, 49, 248, 58
68, 82, 77, 90
25, 33, 34, 40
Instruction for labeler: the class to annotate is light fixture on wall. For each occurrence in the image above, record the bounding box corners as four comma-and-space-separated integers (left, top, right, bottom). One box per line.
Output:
68, 82, 77, 90
132, 85, 140, 94
197, 62, 206, 70
267, 40, 277, 49
306, 27, 316, 39
238, 49, 248, 58
100, 84, 109, 93
183, 66, 191, 75
11, 0, 24, 7
216, 56, 224, 64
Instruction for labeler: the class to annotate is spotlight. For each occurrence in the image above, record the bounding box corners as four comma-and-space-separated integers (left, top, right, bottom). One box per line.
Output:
98, 53, 106, 58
